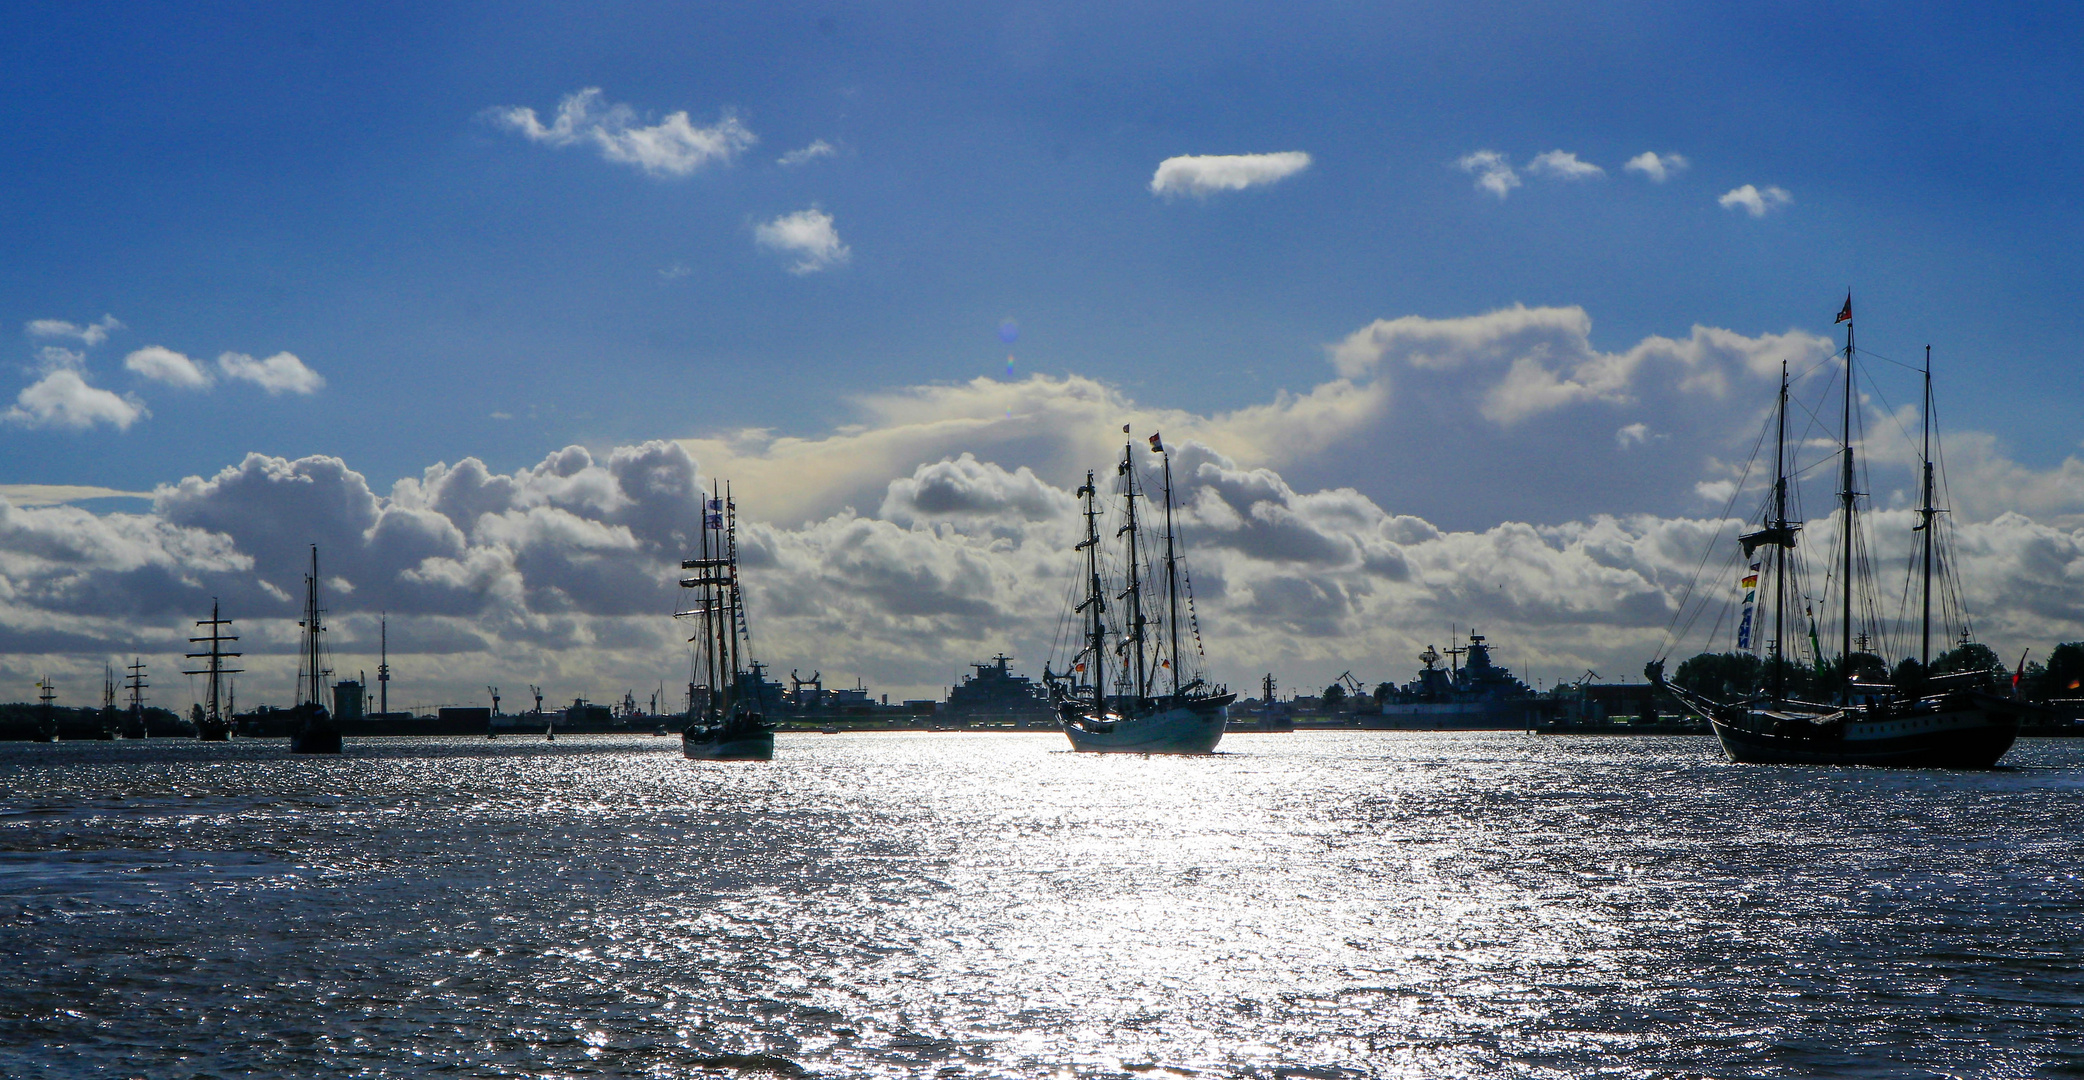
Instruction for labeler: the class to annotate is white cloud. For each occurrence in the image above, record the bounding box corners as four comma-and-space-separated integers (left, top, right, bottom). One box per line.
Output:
1615, 422, 1651, 448
489, 87, 755, 178
124, 345, 213, 388
1456, 150, 1521, 198
26, 315, 122, 347
4, 370, 146, 430
778, 139, 837, 167
754, 208, 851, 274
0, 484, 151, 506
1719, 184, 1792, 217
1527, 150, 1604, 180
1623, 151, 1689, 183
217, 351, 324, 395
1149, 152, 1311, 197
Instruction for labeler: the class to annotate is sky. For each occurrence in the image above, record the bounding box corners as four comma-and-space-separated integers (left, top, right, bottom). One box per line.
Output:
5, 1, 2084, 710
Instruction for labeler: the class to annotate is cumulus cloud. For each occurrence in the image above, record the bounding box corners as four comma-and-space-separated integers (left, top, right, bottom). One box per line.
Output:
1527, 150, 1604, 180
1149, 152, 1311, 197
1624, 151, 1689, 183
124, 345, 213, 388
489, 87, 755, 178
217, 351, 324, 395
6, 432, 2082, 714
10, 305, 2082, 710
754, 208, 850, 274
26, 315, 122, 347
1456, 150, 1521, 198
1719, 184, 1792, 217
4, 370, 146, 430
778, 139, 837, 167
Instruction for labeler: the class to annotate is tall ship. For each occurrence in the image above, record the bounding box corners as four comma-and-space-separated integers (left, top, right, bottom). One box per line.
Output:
1362, 631, 1554, 729
942, 655, 1053, 727
675, 483, 776, 761
1045, 429, 1232, 753
1649, 297, 2028, 766
182, 602, 240, 741
287, 546, 343, 753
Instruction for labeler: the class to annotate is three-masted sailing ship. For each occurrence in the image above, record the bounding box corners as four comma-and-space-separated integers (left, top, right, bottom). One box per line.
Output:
1650, 297, 2026, 766
1046, 429, 1232, 753
288, 545, 343, 754
183, 601, 240, 741
675, 483, 776, 761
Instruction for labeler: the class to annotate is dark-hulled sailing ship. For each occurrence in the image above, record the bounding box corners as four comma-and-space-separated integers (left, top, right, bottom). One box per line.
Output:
1649, 298, 2026, 767
183, 601, 240, 741
288, 545, 343, 754
1045, 430, 1232, 753
675, 483, 776, 761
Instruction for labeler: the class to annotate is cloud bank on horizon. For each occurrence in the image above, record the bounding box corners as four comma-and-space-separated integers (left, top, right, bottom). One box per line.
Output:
7, 305, 2083, 710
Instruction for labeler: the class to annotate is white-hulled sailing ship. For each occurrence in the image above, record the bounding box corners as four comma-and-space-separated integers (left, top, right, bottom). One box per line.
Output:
1649, 297, 2028, 767
1045, 429, 1232, 753
675, 483, 776, 761
288, 545, 343, 754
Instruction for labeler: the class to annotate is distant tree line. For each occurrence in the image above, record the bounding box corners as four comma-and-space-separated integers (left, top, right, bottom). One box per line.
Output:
1671, 641, 2084, 702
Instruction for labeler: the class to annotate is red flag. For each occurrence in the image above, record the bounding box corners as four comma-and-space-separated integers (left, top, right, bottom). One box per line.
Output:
1835, 294, 1852, 324
1148, 432, 1163, 453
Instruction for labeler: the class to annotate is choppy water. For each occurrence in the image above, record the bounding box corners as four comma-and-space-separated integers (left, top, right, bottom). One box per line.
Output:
2, 732, 2081, 1078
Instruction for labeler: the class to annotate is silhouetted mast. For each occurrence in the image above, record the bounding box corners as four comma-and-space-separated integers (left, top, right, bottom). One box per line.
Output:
1156, 433, 1182, 699
183, 599, 242, 725
1839, 298, 1857, 703
1117, 431, 1148, 703
1917, 346, 1938, 668
1076, 469, 1107, 713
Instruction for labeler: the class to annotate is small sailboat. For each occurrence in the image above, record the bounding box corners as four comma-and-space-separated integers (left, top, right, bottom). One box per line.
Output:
676, 483, 776, 761
1045, 430, 1232, 753
288, 545, 343, 754
1649, 298, 2025, 767
183, 602, 239, 741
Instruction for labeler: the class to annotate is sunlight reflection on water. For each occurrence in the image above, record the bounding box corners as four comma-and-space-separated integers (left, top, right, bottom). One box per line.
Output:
2, 732, 2081, 1077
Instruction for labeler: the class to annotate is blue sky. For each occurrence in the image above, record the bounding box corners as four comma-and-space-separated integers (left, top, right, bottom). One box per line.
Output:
5, 2, 2084, 703
7, 2, 2080, 504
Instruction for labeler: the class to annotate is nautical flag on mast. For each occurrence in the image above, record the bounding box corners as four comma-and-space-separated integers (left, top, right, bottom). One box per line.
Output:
1149, 432, 1163, 453
1736, 560, 1762, 651
1836, 293, 1852, 324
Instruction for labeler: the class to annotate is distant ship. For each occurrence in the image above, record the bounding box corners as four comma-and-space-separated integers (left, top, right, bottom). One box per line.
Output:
941, 656, 1053, 728
184, 602, 239, 741
1046, 430, 1231, 753
1362, 631, 1553, 730
675, 484, 776, 761
1648, 301, 2026, 766
288, 546, 342, 754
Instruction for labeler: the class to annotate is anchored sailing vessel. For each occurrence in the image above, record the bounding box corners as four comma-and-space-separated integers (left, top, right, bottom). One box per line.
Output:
289, 546, 343, 754
1046, 430, 1232, 753
1650, 298, 2024, 766
183, 601, 240, 741
675, 483, 776, 761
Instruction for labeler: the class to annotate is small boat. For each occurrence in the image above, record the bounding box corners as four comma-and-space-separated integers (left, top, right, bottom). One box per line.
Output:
675, 482, 777, 761
1649, 298, 2022, 767
1045, 430, 1231, 753
287, 546, 342, 754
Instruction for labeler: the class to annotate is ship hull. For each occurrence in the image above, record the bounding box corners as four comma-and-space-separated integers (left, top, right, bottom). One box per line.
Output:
682, 729, 775, 761
1061, 698, 1230, 754
1711, 693, 2020, 768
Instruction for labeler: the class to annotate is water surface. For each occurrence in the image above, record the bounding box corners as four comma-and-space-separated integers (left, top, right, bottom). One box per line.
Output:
2, 732, 2080, 1077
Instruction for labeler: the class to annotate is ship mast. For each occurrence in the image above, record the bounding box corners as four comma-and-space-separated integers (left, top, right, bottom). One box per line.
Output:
183, 600, 242, 724
1075, 470, 1107, 714
678, 482, 736, 723
1917, 346, 1937, 668
297, 547, 326, 708
1838, 299, 1857, 705
1156, 434, 1182, 700
1117, 434, 1149, 703
377, 612, 390, 716
1771, 363, 1790, 702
